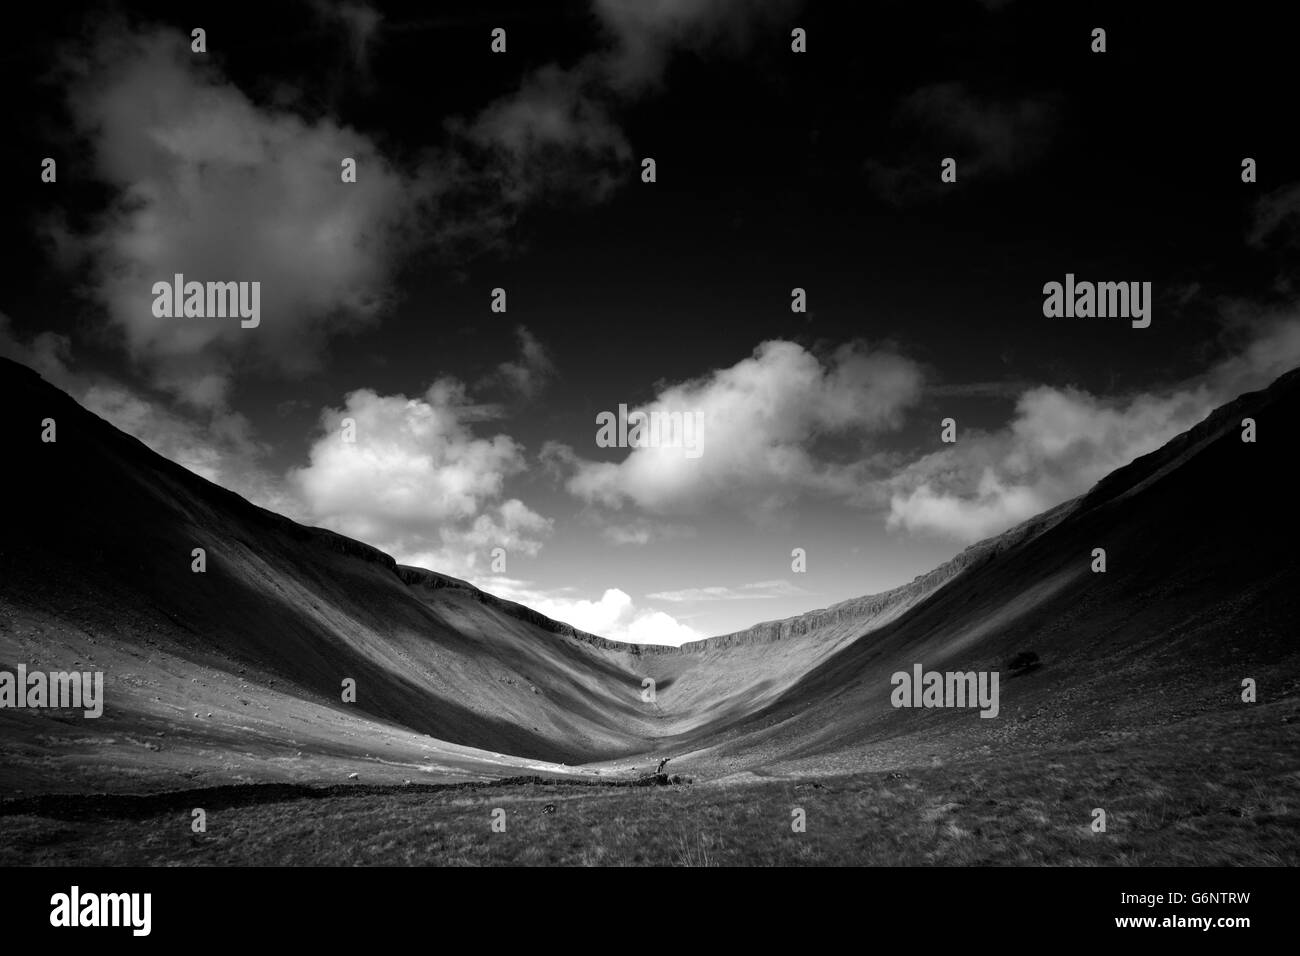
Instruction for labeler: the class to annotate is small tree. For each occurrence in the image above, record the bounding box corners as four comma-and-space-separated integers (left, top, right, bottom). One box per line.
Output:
1006, 651, 1041, 676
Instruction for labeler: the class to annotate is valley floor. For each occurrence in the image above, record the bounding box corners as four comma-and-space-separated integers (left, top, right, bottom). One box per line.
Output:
3, 699, 1295, 866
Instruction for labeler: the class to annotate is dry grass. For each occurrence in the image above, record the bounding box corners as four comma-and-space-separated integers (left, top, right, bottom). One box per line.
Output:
3, 704, 1296, 867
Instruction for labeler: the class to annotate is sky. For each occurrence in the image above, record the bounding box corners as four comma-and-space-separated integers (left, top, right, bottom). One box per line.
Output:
3, 0, 1300, 643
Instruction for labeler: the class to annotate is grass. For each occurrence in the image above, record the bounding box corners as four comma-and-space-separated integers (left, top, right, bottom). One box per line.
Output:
2, 705, 1296, 866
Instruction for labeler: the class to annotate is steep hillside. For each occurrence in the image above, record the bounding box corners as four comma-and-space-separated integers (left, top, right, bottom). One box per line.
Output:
670, 369, 1300, 777
0, 358, 646, 791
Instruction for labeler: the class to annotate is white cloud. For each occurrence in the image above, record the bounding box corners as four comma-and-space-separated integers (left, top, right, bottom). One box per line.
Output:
483, 582, 702, 646
58, 23, 431, 408
548, 339, 923, 514
289, 381, 552, 575
887, 316, 1300, 541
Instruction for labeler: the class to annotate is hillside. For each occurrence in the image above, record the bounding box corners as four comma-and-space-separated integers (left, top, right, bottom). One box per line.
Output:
666, 369, 1300, 777
3, 356, 1298, 796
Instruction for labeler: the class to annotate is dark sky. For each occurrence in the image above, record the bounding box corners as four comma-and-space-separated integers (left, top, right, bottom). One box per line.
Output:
3, 0, 1298, 641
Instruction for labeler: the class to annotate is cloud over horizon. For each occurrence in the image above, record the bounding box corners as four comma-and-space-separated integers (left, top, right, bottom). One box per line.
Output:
288, 380, 552, 577
546, 338, 924, 515
887, 315, 1300, 541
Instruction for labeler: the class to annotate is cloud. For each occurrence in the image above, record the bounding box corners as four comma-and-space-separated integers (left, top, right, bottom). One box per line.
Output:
289, 381, 552, 576
866, 83, 1059, 204
459, 63, 632, 208
547, 339, 923, 514
602, 523, 652, 546
647, 580, 811, 602
55, 22, 433, 408
489, 326, 557, 399
925, 380, 1034, 399
1248, 183, 1300, 249
598, 518, 697, 546
904, 83, 1057, 172
309, 1, 383, 74
2, 313, 286, 511
6, 309, 552, 584
450, 0, 794, 210
887, 316, 1300, 541
52, 6, 797, 409
483, 582, 702, 646
0, 314, 75, 392
591, 0, 799, 91
82, 380, 298, 513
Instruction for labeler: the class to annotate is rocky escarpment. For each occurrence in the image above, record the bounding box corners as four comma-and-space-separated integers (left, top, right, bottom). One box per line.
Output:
394, 495, 1078, 658
666, 497, 1078, 655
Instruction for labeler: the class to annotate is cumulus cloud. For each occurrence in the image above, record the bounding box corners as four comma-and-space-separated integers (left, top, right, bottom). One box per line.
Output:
484, 581, 702, 646
6, 309, 557, 598
53, 6, 794, 409
55, 22, 432, 408
887, 316, 1300, 541
546, 339, 923, 514
289, 381, 552, 576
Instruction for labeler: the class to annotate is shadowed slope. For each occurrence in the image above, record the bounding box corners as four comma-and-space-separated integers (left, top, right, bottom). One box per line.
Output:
667, 369, 1300, 776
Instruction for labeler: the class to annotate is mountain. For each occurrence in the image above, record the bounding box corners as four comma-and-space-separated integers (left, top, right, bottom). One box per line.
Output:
3, 356, 1298, 796
666, 368, 1300, 778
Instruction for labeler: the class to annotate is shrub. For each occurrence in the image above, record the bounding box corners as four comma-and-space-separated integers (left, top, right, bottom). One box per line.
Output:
1006, 651, 1041, 676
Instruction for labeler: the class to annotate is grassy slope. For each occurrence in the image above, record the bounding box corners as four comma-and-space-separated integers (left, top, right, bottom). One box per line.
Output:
3, 697, 1294, 865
